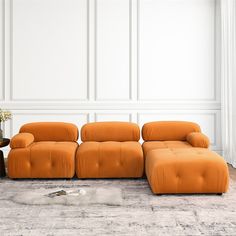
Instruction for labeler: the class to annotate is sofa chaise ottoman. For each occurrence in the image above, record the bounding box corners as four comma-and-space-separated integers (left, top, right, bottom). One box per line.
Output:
142, 121, 229, 194
145, 148, 229, 194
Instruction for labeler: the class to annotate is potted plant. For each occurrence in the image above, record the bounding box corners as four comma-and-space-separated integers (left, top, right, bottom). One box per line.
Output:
0, 109, 12, 141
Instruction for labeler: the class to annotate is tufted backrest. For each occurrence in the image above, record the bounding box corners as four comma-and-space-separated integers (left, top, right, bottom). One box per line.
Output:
142, 121, 201, 141
20, 122, 78, 142
81, 122, 140, 142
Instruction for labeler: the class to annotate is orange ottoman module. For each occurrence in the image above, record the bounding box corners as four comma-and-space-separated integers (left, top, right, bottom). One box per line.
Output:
76, 122, 143, 178
145, 148, 229, 194
142, 121, 210, 158
8, 122, 78, 179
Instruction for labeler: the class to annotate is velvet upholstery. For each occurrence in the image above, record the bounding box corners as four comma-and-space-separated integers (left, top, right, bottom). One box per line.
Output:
76, 122, 143, 178
20, 122, 78, 142
145, 148, 229, 194
8, 122, 78, 179
81, 122, 140, 142
142, 121, 201, 141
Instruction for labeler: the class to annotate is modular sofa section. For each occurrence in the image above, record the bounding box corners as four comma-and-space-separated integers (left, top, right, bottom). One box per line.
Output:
76, 122, 144, 178
8, 122, 78, 179
145, 148, 229, 194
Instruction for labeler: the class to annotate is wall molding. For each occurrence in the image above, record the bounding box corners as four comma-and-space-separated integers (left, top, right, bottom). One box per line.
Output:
0, 0, 5, 101
0, 101, 221, 110
220, 0, 236, 165
95, 112, 132, 122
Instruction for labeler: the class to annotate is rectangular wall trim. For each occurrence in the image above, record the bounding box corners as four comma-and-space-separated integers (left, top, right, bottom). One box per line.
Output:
10, 0, 89, 101
95, 0, 132, 101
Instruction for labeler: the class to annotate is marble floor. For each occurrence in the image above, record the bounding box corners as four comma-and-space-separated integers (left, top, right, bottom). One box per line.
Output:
0, 165, 235, 236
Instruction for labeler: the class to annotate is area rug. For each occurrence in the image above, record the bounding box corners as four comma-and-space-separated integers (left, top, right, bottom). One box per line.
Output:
0, 178, 235, 236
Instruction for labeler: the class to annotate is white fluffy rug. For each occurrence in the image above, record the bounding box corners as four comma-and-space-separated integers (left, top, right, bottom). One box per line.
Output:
12, 187, 123, 206
0, 178, 236, 236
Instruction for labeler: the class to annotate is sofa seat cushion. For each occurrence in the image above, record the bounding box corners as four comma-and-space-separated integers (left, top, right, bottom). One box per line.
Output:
76, 141, 143, 178
8, 141, 78, 178
145, 148, 229, 194
142, 141, 192, 158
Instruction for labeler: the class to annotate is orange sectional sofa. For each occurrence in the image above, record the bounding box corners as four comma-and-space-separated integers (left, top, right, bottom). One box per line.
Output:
7, 120, 229, 195
76, 122, 144, 178
142, 121, 229, 194
8, 122, 78, 178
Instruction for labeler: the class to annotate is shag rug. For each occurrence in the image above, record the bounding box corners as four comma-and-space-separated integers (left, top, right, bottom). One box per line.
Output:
11, 187, 123, 206
0, 178, 236, 236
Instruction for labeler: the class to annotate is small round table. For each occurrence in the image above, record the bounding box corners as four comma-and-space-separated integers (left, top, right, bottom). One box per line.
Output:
0, 138, 10, 177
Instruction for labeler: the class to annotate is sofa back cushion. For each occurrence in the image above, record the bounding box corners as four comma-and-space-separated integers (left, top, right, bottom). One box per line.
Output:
81, 122, 140, 142
142, 121, 201, 141
20, 122, 78, 142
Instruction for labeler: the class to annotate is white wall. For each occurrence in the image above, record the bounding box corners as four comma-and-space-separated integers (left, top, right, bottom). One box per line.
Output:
0, 0, 221, 153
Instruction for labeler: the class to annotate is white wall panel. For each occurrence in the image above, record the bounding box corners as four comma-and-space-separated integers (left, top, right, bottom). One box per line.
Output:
12, 0, 88, 100
95, 0, 131, 100
0, 0, 3, 100
95, 113, 131, 122
139, 0, 216, 101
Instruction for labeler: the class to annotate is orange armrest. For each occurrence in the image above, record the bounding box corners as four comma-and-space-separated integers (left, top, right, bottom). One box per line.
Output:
186, 132, 210, 148
10, 133, 34, 149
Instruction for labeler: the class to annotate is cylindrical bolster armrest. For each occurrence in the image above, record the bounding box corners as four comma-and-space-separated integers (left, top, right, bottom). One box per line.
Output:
10, 133, 34, 149
186, 132, 210, 148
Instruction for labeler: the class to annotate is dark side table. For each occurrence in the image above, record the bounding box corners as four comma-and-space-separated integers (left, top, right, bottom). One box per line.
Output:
0, 138, 10, 177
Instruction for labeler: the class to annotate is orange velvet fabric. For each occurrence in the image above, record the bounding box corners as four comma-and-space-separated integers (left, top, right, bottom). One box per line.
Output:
20, 122, 78, 142
76, 141, 143, 178
10, 133, 34, 149
145, 148, 229, 194
142, 141, 192, 158
186, 132, 210, 148
142, 121, 201, 141
8, 142, 78, 178
81, 122, 140, 142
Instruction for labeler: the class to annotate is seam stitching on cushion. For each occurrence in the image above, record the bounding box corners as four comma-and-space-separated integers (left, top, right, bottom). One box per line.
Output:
98, 142, 100, 177
119, 142, 122, 171
29, 145, 32, 178
65, 127, 71, 142
50, 144, 52, 178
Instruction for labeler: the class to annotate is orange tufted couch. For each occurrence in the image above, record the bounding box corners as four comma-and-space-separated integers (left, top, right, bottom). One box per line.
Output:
142, 121, 229, 194
7, 120, 229, 196
8, 122, 78, 178
75, 122, 144, 178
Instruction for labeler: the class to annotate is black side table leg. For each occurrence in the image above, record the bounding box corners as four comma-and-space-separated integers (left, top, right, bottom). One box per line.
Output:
0, 150, 6, 177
